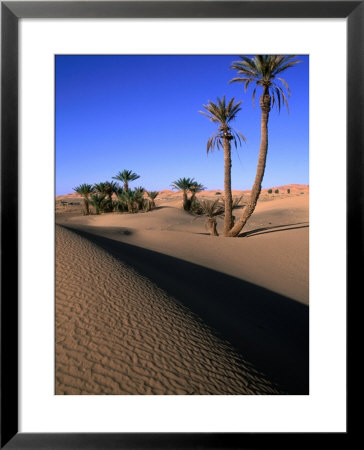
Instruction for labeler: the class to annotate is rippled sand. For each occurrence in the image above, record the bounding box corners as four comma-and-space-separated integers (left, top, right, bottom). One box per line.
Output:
56, 225, 281, 395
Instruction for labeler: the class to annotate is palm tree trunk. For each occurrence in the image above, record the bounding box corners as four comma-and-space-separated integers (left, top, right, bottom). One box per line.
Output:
182, 190, 189, 211
208, 218, 219, 236
223, 136, 233, 236
228, 93, 271, 237
83, 197, 89, 215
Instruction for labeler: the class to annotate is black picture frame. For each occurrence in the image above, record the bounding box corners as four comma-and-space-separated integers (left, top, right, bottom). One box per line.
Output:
1, 1, 359, 448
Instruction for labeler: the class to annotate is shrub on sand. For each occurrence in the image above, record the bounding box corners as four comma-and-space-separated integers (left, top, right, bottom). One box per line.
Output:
196, 199, 224, 236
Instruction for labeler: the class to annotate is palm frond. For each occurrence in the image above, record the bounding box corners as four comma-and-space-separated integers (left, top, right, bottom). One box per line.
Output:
207, 132, 223, 153
93, 182, 108, 195
229, 54, 301, 112
200, 96, 246, 153
189, 182, 206, 194
171, 177, 196, 191
276, 77, 291, 95
112, 170, 140, 183
232, 195, 244, 209
147, 191, 159, 200
73, 183, 94, 197
198, 199, 225, 218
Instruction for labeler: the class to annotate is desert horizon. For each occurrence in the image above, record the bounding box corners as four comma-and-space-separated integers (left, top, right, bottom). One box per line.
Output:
57, 183, 308, 199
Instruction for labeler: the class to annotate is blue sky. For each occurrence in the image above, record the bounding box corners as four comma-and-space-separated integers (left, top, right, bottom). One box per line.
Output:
56, 55, 309, 195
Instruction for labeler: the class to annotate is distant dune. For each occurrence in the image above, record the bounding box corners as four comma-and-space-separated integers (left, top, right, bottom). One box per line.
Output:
55, 185, 309, 395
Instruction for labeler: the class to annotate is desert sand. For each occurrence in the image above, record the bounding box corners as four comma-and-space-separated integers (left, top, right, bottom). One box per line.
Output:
56, 185, 309, 394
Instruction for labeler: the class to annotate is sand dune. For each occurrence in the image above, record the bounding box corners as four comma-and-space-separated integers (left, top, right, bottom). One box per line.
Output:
56, 190, 309, 394
56, 225, 281, 395
57, 194, 309, 304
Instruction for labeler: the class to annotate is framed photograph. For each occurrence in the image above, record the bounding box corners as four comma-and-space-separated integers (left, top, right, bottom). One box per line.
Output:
1, 1, 359, 448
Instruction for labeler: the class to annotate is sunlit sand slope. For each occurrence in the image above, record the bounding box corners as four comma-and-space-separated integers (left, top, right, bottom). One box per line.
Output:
56, 225, 281, 395
57, 194, 309, 304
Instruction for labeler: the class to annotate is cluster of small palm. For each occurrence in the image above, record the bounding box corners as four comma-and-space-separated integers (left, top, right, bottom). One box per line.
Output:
171, 177, 206, 212
197, 199, 225, 236
116, 186, 148, 213
89, 181, 119, 214
73, 170, 159, 215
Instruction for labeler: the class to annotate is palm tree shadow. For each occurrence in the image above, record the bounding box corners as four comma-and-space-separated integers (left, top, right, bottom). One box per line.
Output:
239, 222, 309, 237
60, 225, 309, 394
231, 204, 246, 211
150, 206, 170, 211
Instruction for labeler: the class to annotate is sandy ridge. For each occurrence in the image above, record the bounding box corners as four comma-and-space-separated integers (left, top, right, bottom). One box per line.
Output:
56, 225, 281, 395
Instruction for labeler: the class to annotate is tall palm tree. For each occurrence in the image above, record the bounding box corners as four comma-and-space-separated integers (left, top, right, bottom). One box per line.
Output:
73, 183, 94, 215
199, 96, 246, 236
171, 177, 197, 211
112, 170, 140, 192
228, 55, 301, 236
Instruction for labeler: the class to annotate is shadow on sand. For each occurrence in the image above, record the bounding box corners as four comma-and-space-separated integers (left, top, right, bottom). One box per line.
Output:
240, 222, 309, 238
60, 225, 309, 394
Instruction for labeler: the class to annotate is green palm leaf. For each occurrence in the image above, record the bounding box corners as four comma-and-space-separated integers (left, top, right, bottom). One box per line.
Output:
229, 54, 301, 112
199, 95, 246, 153
113, 170, 140, 191
73, 183, 94, 197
